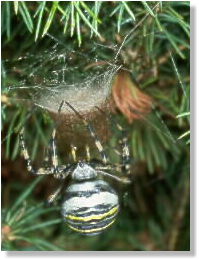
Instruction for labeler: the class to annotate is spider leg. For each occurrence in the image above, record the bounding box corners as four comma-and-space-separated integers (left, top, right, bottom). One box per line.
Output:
47, 164, 76, 204
88, 124, 108, 164
47, 185, 63, 205
43, 147, 49, 168
94, 162, 122, 172
97, 170, 131, 184
20, 128, 72, 180
64, 101, 108, 164
71, 144, 77, 162
19, 128, 53, 175
49, 100, 65, 174
120, 135, 131, 176
50, 128, 59, 173
95, 106, 131, 176
19, 101, 67, 178
85, 145, 91, 161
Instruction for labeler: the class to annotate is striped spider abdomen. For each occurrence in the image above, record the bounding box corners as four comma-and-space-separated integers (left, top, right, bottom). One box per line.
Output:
62, 178, 119, 236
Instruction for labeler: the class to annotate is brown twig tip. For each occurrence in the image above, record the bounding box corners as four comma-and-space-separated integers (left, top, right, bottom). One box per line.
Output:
112, 70, 153, 123
2, 225, 15, 241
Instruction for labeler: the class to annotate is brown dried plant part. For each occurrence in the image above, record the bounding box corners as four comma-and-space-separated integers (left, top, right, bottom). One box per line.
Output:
1, 94, 11, 106
2, 225, 16, 241
112, 70, 153, 123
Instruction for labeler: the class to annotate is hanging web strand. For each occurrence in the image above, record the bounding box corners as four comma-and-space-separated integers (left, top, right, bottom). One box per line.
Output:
169, 51, 187, 97
114, 2, 161, 61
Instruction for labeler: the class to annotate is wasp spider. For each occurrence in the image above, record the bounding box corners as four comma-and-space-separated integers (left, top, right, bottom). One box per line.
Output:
19, 101, 131, 235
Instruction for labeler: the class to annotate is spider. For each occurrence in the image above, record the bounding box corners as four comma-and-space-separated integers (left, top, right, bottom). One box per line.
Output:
19, 100, 132, 236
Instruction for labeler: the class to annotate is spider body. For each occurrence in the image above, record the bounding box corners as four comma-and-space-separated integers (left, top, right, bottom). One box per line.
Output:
19, 101, 131, 235
62, 162, 119, 235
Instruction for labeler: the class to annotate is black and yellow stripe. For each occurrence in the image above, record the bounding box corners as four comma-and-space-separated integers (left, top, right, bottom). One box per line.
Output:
68, 219, 116, 235
62, 179, 119, 235
65, 206, 118, 235
67, 205, 118, 222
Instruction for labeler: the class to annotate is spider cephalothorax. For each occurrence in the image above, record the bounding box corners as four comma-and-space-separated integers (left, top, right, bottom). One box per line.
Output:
19, 101, 131, 235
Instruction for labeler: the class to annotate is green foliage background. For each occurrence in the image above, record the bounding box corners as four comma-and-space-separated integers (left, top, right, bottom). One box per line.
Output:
2, 1, 190, 251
